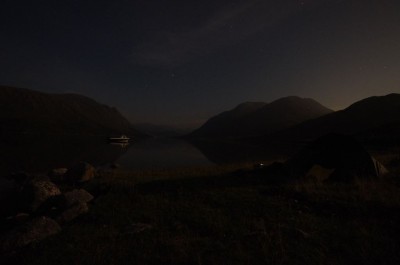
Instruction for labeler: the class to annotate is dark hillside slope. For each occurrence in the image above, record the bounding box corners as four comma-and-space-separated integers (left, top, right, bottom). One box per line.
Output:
0, 86, 142, 136
242, 97, 333, 136
272, 94, 400, 142
189, 102, 266, 138
189, 97, 332, 139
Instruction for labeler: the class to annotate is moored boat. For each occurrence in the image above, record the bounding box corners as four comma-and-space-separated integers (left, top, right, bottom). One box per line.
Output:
108, 135, 130, 143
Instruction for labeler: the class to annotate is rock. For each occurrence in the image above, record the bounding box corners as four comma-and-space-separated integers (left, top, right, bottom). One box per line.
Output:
6, 172, 30, 185
13, 213, 30, 224
86, 182, 111, 198
48, 168, 68, 183
56, 202, 89, 224
30, 174, 51, 182
20, 180, 61, 213
63, 189, 93, 208
7, 173, 50, 187
4, 213, 30, 230
123, 223, 153, 235
110, 163, 119, 169
0, 216, 61, 253
66, 162, 96, 183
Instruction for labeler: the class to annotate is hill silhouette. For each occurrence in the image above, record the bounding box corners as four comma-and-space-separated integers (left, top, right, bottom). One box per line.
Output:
0, 86, 142, 137
189, 96, 332, 139
134, 123, 192, 137
272, 93, 400, 142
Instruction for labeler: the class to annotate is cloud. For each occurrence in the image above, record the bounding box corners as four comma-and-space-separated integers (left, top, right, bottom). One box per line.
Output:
130, 0, 305, 68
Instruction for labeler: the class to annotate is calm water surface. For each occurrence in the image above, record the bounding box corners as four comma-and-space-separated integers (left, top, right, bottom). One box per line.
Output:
0, 136, 297, 176
115, 138, 215, 170
0, 137, 212, 202
0, 137, 217, 176
0, 136, 299, 206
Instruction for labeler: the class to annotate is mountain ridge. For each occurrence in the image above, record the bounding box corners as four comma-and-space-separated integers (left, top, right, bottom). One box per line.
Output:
189, 96, 333, 139
268, 93, 400, 142
0, 86, 143, 137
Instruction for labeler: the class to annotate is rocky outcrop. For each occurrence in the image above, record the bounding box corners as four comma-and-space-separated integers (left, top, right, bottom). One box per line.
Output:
122, 223, 153, 235
6, 172, 30, 185
65, 162, 96, 183
48, 168, 68, 183
62, 189, 94, 208
49, 162, 97, 184
56, 189, 94, 224
1, 165, 98, 253
0, 216, 61, 253
56, 203, 89, 224
20, 180, 61, 213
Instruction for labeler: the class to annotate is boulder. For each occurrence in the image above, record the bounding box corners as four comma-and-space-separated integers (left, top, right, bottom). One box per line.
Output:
12, 213, 30, 224
3, 213, 30, 231
48, 168, 68, 183
56, 202, 89, 224
0, 216, 61, 253
62, 189, 93, 208
30, 174, 51, 182
6, 172, 30, 185
110, 163, 119, 169
66, 162, 96, 183
123, 223, 153, 235
20, 180, 61, 213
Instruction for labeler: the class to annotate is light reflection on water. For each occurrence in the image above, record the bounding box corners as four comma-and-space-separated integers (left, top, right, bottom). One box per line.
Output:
0, 137, 214, 204
0, 136, 298, 177
115, 138, 215, 170
0, 137, 214, 177
0, 136, 300, 208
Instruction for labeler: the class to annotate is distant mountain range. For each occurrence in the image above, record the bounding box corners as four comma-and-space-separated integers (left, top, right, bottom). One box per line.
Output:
188, 94, 400, 143
189, 96, 333, 139
0, 86, 143, 137
134, 123, 193, 137
2, 86, 399, 143
272, 93, 400, 142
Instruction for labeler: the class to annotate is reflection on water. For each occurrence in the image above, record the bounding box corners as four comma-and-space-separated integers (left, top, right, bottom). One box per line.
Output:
0, 135, 303, 212
109, 142, 130, 148
0, 135, 128, 177
0, 136, 301, 178
115, 138, 214, 170
0, 136, 218, 177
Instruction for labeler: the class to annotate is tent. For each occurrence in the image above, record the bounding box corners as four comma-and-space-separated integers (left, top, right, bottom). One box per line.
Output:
285, 133, 389, 181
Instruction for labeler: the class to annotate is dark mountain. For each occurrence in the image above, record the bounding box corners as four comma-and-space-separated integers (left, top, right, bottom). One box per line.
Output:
0, 86, 143, 137
273, 94, 400, 142
188, 102, 266, 138
134, 123, 193, 137
189, 97, 333, 139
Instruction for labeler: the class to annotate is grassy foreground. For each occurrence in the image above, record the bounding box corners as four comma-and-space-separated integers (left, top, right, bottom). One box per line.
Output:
2, 160, 400, 265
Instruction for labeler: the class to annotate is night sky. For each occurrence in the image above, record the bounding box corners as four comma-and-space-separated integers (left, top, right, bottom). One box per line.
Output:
1, 0, 400, 127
